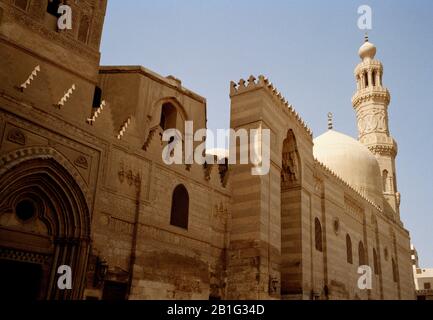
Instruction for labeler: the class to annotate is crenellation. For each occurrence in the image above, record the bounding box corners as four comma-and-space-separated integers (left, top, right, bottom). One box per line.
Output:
231, 75, 313, 138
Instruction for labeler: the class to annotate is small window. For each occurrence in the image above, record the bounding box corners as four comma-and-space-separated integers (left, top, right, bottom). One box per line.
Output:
314, 218, 323, 252
170, 184, 189, 229
15, 199, 36, 221
373, 248, 379, 275
372, 70, 376, 86
346, 234, 353, 264
14, 0, 29, 11
47, 0, 61, 17
424, 282, 431, 290
382, 170, 389, 192
384, 248, 389, 261
358, 241, 366, 266
160, 103, 178, 131
92, 86, 102, 109
392, 258, 398, 282
364, 71, 368, 87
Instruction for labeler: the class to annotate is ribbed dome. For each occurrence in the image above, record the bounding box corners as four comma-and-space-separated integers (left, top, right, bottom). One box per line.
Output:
313, 130, 383, 204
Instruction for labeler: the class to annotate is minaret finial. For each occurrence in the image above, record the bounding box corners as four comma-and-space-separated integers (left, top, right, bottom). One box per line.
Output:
327, 112, 333, 130
364, 32, 369, 42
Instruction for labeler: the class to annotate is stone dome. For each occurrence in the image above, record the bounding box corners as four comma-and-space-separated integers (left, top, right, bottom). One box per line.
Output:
359, 40, 376, 60
313, 130, 383, 204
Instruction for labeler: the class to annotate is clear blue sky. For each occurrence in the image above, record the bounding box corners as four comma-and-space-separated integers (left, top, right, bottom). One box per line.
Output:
100, 0, 433, 266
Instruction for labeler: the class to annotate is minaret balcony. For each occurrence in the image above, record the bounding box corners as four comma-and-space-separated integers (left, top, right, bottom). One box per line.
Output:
352, 86, 390, 109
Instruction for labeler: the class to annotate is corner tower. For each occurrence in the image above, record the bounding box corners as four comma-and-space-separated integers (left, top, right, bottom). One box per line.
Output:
352, 36, 400, 219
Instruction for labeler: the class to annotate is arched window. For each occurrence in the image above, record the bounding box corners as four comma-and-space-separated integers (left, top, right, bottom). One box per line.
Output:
170, 184, 189, 229
373, 248, 379, 275
160, 103, 178, 131
392, 258, 398, 282
372, 70, 376, 86
346, 234, 353, 264
382, 170, 389, 193
358, 241, 366, 266
364, 71, 368, 87
314, 218, 323, 252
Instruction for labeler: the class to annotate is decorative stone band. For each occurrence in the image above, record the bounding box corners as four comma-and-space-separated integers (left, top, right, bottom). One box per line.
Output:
0, 247, 51, 265
367, 144, 397, 157
314, 158, 383, 212
230, 75, 313, 138
352, 87, 390, 109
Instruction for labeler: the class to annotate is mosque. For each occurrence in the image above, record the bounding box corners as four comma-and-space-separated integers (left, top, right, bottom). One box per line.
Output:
0, 0, 415, 300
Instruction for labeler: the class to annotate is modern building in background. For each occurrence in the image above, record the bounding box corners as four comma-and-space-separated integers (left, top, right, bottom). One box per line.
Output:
0, 0, 416, 300
411, 245, 433, 300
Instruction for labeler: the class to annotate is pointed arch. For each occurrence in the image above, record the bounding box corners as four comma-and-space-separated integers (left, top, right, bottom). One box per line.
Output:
0, 157, 91, 300
149, 97, 188, 129
373, 248, 379, 275
170, 184, 189, 229
358, 241, 366, 266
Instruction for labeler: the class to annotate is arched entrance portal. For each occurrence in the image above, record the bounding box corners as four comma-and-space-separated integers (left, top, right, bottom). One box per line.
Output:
0, 158, 91, 300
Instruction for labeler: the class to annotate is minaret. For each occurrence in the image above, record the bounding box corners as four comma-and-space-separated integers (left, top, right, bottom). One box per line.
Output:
352, 35, 400, 219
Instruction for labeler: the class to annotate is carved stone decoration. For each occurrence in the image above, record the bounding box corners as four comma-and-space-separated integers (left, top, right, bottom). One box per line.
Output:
281, 130, 299, 186
203, 162, 212, 181
282, 150, 299, 183
74, 155, 89, 169
7, 128, 26, 145
126, 170, 133, 186
134, 173, 142, 188
357, 108, 388, 136
269, 275, 280, 295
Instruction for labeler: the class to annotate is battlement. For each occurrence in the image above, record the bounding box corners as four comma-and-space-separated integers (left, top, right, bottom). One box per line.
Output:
230, 75, 313, 138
